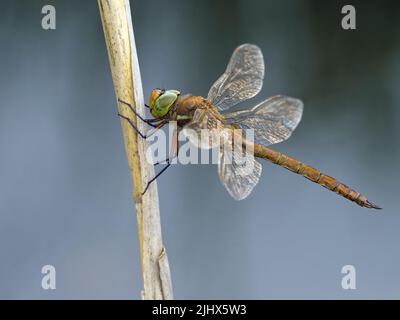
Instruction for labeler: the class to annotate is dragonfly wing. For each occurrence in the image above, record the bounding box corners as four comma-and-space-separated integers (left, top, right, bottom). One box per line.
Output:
224, 95, 303, 147
218, 144, 262, 200
207, 44, 264, 111
182, 109, 262, 200
182, 108, 229, 149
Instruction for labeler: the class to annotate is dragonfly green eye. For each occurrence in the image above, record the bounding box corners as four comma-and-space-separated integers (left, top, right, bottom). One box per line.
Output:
150, 89, 180, 118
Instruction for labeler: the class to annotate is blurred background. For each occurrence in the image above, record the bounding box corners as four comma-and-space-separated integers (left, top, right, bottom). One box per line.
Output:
0, 0, 399, 299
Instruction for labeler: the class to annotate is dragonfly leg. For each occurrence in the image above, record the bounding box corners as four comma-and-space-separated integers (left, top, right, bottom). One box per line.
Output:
142, 128, 179, 194
153, 158, 169, 166
142, 161, 172, 195
118, 113, 166, 139
118, 98, 161, 127
143, 152, 179, 193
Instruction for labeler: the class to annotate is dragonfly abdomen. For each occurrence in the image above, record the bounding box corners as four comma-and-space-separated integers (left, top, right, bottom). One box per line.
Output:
253, 145, 380, 209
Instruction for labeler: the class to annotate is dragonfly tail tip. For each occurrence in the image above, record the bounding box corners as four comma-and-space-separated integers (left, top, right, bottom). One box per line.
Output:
365, 200, 382, 210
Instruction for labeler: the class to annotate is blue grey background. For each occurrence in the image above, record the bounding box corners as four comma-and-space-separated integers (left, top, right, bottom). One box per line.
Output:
0, 0, 399, 299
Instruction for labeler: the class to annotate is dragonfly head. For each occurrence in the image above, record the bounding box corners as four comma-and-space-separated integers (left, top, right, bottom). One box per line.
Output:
149, 88, 180, 118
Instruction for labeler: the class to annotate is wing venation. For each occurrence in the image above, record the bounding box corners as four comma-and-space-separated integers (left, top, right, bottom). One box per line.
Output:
207, 44, 265, 111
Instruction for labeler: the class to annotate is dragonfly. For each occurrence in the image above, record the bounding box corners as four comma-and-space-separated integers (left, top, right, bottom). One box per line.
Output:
118, 44, 380, 209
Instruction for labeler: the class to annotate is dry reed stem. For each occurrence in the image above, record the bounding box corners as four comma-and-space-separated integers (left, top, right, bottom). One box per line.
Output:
98, 0, 173, 300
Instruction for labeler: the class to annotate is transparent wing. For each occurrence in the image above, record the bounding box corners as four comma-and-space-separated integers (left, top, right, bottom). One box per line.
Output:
182, 108, 262, 200
218, 145, 262, 200
224, 95, 303, 147
182, 108, 229, 149
207, 44, 264, 111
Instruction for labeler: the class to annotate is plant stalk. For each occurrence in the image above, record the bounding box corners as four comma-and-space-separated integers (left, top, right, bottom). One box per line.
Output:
98, 0, 173, 300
